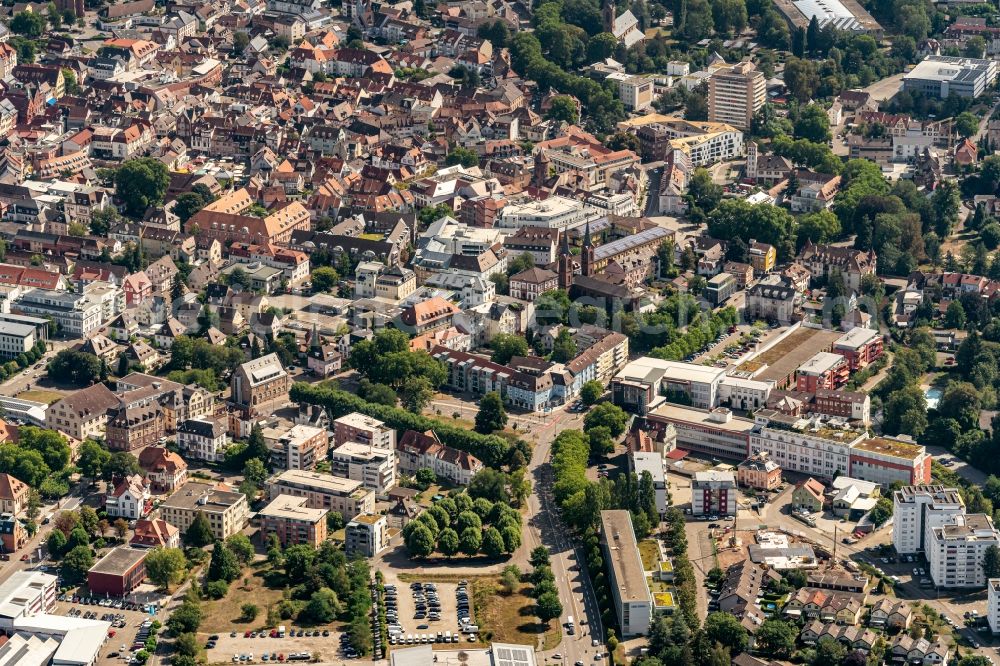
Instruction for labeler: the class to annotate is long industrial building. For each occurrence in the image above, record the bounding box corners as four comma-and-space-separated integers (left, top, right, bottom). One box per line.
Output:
599, 510, 652, 637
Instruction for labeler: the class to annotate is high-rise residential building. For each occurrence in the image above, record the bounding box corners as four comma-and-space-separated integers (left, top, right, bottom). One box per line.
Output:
927, 513, 1000, 588
708, 61, 766, 130
892, 485, 964, 555
988, 579, 1000, 632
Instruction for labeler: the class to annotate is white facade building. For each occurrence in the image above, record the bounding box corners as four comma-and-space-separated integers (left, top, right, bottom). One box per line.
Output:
629, 451, 668, 517
497, 196, 603, 231
989, 579, 1000, 633
892, 485, 965, 555
749, 411, 864, 480
600, 510, 652, 637
330, 441, 396, 493
927, 513, 1000, 589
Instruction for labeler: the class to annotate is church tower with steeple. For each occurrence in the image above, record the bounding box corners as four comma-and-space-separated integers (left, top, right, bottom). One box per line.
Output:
558, 229, 574, 290
581, 219, 595, 277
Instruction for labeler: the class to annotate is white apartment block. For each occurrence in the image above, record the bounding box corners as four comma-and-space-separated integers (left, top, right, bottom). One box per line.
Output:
989, 579, 1000, 633
600, 510, 652, 637
927, 513, 1000, 589
0, 322, 34, 358
749, 411, 863, 480
330, 441, 396, 493
345, 513, 389, 558
892, 485, 965, 555
630, 452, 668, 517
496, 196, 603, 231
333, 413, 395, 450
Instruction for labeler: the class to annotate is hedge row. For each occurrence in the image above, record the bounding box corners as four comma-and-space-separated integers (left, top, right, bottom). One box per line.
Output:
290, 383, 514, 468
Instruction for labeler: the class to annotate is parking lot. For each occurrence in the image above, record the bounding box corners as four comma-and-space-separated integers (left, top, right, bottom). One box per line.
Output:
205, 627, 339, 664
49, 595, 162, 666
381, 572, 477, 650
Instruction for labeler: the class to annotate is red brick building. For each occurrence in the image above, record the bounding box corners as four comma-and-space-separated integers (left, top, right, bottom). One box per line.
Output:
87, 547, 147, 597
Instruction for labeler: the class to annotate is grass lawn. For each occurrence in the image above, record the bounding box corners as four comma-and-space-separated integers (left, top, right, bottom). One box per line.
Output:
16, 389, 65, 404
199, 566, 285, 634
638, 540, 660, 571
473, 577, 561, 652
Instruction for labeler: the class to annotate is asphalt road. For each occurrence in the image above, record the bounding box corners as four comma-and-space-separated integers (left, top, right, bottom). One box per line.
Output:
523, 406, 606, 666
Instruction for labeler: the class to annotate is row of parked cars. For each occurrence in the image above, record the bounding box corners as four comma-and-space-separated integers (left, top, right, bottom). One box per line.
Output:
231, 653, 312, 662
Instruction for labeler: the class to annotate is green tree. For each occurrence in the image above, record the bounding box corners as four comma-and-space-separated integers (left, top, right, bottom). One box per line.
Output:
102, 452, 141, 482
185, 512, 214, 547
47, 529, 67, 558
311, 266, 340, 293
984, 544, 1000, 579
60, 545, 94, 584
584, 402, 628, 437
812, 637, 848, 666
481, 526, 505, 558
240, 604, 259, 622
405, 523, 435, 558
551, 328, 577, 363
546, 96, 579, 124
167, 601, 202, 636
47, 349, 102, 385
704, 611, 749, 654
144, 547, 187, 590
580, 380, 603, 405
794, 104, 831, 143
459, 527, 482, 556
869, 497, 894, 527
437, 527, 460, 556
172, 192, 208, 224
303, 588, 341, 623
945, 300, 967, 330
686, 168, 723, 211
536, 590, 563, 623
207, 542, 241, 583
76, 439, 110, 481
115, 158, 170, 217
500, 564, 521, 594
491, 334, 530, 365
400, 376, 435, 413
225, 533, 255, 565
233, 31, 249, 54
755, 619, 797, 658
10, 11, 46, 37
475, 392, 508, 434
955, 112, 980, 139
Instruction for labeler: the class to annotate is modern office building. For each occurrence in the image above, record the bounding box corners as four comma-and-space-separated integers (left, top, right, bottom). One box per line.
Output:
0, 321, 35, 358
267, 424, 329, 471
612, 357, 727, 414
749, 410, 865, 480
903, 55, 996, 99
646, 403, 754, 460
600, 511, 652, 637
0, 571, 57, 631
892, 485, 965, 555
708, 61, 766, 130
